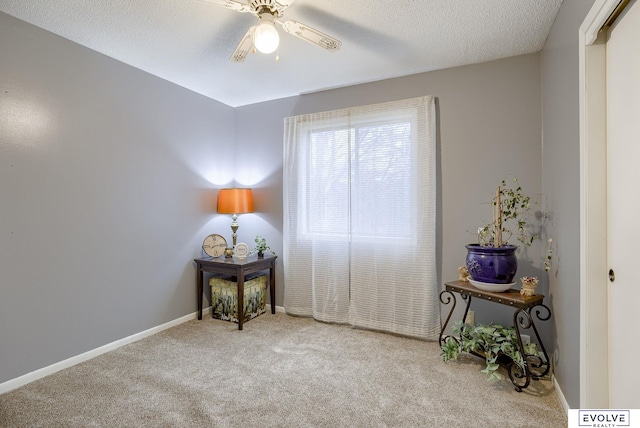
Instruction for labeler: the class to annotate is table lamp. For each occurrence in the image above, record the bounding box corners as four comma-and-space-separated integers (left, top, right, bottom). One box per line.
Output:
217, 188, 254, 247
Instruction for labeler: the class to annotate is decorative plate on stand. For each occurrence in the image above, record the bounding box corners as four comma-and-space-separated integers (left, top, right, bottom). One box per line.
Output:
234, 242, 249, 259
468, 279, 515, 293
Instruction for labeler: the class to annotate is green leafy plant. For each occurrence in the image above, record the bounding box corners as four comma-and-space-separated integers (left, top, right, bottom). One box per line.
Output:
475, 176, 552, 271
251, 235, 275, 256
476, 176, 536, 248
440, 320, 538, 381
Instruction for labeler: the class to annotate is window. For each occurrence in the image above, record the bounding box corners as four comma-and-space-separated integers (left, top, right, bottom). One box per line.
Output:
299, 109, 418, 244
283, 96, 440, 339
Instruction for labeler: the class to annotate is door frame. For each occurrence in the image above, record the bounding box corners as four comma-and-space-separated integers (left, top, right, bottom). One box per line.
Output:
579, 0, 624, 409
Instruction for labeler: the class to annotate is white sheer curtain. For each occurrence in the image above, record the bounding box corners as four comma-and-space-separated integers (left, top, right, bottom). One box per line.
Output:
283, 96, 439, 339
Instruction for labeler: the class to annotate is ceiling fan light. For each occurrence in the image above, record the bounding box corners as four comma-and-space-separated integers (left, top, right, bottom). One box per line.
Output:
254, 21, 280, 54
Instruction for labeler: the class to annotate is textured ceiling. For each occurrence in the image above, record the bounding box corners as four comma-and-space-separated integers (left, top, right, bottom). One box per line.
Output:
0, 0, 563, 107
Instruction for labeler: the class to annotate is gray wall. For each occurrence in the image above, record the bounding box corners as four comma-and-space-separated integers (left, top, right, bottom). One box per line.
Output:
235, 53, 545, 345
2, 6, 577, 406
541, 0, 598, 409
0, 12, 235, 384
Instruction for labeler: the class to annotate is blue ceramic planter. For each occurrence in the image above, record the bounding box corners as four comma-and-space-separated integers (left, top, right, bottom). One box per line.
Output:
465, 244, 518, 284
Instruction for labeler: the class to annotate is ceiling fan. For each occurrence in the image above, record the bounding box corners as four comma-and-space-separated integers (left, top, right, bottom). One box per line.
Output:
200, 0, 342, 62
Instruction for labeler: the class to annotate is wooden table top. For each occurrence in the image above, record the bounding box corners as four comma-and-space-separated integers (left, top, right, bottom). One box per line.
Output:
444, 280, 544, 310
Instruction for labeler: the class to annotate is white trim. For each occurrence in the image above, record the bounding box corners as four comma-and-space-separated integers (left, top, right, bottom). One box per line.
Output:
554, 374, 570, 414
0, 310, 201, 395
579, 0, 620, 409
270, 304, 286, 313
584, 0, 624, 44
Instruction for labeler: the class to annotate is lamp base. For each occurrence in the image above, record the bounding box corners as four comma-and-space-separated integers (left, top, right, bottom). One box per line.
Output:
231, 214, 239, 247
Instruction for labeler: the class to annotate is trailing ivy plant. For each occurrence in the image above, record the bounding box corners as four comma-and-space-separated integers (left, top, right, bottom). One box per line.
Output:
440, 320, 538, 381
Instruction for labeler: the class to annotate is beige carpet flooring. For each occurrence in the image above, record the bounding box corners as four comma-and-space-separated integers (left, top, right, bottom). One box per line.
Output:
0, 313, 567, 427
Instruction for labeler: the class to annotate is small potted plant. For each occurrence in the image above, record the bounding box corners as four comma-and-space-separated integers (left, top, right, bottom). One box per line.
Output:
520, 276, 539, 296
252, 235, 275, 258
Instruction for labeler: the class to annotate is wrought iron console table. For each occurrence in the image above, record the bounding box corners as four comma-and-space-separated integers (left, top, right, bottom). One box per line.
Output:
439, 280, 552, 391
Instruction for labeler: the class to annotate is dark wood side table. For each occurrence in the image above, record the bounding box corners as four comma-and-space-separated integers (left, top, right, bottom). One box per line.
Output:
439, 280, 552, 391
194, 255, 277, 330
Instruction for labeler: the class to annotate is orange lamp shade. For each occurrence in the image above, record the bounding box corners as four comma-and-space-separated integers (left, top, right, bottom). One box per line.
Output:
217, 188, 254, 214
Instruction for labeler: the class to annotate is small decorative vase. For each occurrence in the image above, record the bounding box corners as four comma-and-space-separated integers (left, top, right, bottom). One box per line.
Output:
257, 251, 264, 259
520, 276, 539, 296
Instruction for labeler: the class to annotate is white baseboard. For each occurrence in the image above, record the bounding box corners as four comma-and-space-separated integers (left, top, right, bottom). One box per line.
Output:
1, 305, 287, 395
271, 304, 286, 313
0, 310, 202, 395
553, 374, 570, 414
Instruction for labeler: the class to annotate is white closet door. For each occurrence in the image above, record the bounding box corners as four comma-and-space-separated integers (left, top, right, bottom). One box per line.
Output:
606, 0, 640, 408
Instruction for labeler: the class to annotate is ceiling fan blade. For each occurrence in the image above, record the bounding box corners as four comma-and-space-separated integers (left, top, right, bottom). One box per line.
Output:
279, 20, 341, 52
197, 0, 251, 13
230, 26, 255, 62
275, 0, 296, 7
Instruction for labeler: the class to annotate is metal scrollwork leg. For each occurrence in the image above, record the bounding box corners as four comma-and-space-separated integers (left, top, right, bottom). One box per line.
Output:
509, 309, 533, 391
507, 304, 553, 391
439, 290, 457, 346
439, 290, 473, 348
527, 304, 551, 379
460, 293, 472, 327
